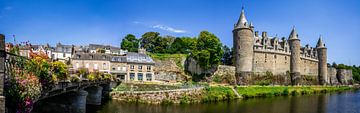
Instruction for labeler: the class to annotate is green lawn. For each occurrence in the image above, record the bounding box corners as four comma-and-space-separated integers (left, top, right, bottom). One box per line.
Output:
236, 86, 352, 98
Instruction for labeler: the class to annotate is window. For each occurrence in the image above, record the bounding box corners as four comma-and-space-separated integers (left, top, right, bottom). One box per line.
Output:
138, 73, 143, 81
85, 63, 89, 68
94, 64, 98, 70
147, 66, 151, 71
63, 53, 66, 57
130, 73, 135, 80
146, 73, 152, 81
274, 55, 277, 59
130, 65, 134, 70
103, 63, 107, 69
138, 65, 142, 70
112, 67, 116, 70
76, 63, 79, 68
118, 75, 125, 80
122, 67, 126, 71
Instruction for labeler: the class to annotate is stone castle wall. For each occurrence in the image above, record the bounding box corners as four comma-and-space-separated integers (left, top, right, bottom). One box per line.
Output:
253, 50, 318, 76
110, 87, 204, 104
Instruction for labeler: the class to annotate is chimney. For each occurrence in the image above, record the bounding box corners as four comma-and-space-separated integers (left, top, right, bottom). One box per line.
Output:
262, 32, 267, 38
255, 31, 259, 37
138, 48, 146, 54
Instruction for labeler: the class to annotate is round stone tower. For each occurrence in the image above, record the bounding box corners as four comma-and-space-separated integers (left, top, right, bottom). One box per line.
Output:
288, 27, 301, 85
316, 36, 327, 85
233, 8, 254, 85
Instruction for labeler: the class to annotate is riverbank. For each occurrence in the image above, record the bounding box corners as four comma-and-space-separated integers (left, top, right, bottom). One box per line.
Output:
110, 84, 354, 104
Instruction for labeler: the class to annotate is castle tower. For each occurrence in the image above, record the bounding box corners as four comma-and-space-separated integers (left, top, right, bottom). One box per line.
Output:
288, 27, 301, 85
233, 8, 254, 85
316, 36, 327, 85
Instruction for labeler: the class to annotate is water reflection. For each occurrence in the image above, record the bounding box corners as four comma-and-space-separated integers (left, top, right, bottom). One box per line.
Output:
92, 90, 360, 113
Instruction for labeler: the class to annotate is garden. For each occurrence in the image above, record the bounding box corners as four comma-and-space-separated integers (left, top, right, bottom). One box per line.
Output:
4, 46, 115, 113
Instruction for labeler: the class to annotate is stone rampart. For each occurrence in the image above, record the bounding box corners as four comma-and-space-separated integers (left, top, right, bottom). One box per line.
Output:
110, 87, 204, 104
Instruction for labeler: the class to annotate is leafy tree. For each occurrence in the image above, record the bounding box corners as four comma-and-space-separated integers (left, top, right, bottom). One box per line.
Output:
140, 32, 161, 52
332, 62, 338, 68
169, 37, 197, 54
221, 45, 233, 65
190, 31, 223, 69
121, 34, 139, 52
153, 35, 175, 53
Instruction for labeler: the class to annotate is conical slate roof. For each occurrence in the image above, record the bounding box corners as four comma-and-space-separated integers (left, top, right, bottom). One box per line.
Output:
288, 27, 298, 40
316, 35, 325, 48
235, 7, 248, 28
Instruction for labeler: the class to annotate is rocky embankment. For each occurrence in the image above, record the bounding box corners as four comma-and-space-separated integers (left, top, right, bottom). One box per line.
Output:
149, 54, 190, 82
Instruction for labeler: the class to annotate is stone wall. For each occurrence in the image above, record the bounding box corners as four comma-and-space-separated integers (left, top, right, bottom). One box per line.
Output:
110, 87, 204, 104
253, 50, 318, 76
184, 57, 217, 75
212, 65, 236, 84
153, 56, 188, 82
0, 34, 5, 113
327, 67, 353, 85
337, 69, 353, 85
327, 67, 340, 85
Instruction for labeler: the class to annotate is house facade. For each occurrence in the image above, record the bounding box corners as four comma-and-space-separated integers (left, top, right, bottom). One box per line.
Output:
71, 49, 155, 82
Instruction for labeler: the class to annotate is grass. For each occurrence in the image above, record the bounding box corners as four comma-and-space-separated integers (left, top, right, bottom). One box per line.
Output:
236, 86, 352, 98
201, 86, 237, 102
148, 53, 188, 69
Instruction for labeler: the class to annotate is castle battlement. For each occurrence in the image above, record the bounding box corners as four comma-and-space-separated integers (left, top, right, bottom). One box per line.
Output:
253, 31, 319, 61
234, 8, 327, 85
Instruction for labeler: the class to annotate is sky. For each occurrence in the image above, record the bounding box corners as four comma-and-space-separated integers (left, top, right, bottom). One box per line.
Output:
0, 0, 359, 65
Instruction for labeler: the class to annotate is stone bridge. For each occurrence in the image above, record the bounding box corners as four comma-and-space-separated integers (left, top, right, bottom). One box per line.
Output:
0, 34, 118, 113
33, 81, 118, 113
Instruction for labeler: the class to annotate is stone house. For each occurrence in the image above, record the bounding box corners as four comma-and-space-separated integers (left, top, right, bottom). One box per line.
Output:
51, 43, 73, 62
71, 48, 156, 82
125, 52, 155, 82
71, 53, 112, 73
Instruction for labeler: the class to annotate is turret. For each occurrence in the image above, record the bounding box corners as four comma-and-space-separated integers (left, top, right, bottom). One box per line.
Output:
288, 27, 301, 85
316, 35, 327, 85
233, 7, 254, 85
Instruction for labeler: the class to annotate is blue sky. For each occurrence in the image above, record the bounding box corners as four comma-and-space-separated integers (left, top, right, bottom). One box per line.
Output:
0, 0, 359, 65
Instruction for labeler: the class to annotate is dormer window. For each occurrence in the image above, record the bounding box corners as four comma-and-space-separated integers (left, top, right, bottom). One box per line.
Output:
90, 55, 94, 59
102, 55, 106, 59
77, 55, 81, 59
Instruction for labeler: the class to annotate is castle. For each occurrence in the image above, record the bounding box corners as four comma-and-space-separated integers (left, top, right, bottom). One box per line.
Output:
233, 8, 328, 85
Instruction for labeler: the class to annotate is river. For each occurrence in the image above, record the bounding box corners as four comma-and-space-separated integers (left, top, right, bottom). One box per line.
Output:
90, 90, 360, 113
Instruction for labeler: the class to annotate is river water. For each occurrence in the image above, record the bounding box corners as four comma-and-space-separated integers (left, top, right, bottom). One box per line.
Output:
90, 90, 360, 113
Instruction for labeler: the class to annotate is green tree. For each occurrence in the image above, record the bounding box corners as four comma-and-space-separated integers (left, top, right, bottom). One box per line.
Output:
153, 35, 175, 53
221, 45, 233, 65
140, 32, 161, 53
169, 37, 197, 54
191, 31, 223, 69
121, 34, 139, 52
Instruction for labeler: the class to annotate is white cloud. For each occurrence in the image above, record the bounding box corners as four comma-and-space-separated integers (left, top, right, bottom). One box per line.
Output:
152, 24, 187, 33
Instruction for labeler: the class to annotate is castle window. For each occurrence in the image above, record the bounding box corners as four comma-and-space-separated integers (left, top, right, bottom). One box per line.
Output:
274, 55, 277, 59
285, 56, 287, 60
265, 54, 267, 58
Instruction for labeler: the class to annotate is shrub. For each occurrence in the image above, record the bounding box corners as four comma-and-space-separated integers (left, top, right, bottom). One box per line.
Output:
70, 75, 80, 82
88, 73, 97, 81
103, 73, 113, 81
51, 61, 68, 81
